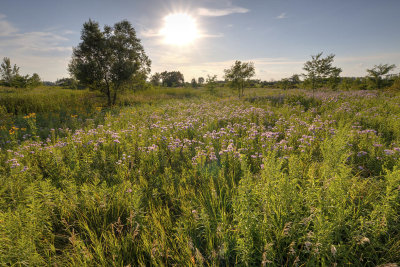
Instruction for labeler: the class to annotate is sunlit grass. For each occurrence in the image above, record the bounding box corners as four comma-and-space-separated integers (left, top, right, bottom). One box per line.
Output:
0, 87, 400, 265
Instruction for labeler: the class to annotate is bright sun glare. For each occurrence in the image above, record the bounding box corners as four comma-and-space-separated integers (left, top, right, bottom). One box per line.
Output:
160, 13, 199, 46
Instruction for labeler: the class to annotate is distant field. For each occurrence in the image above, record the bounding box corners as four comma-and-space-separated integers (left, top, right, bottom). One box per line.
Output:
1, 88, 400, 265
0, 86, 100, 114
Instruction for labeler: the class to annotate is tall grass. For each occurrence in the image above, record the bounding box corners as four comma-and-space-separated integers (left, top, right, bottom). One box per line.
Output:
0, 86, 102, 114
0, 87, 400, 265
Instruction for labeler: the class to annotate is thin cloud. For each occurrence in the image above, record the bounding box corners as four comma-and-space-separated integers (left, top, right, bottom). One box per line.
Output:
0, 16, 70, 54
197, 7, 249, 17
0, 15, 73, 80
140, 29, 161, 38
252, 57, 303, 65
62, 30, 76, 35
0, 14, 18, 36
276, 12, 287, 19
0, 31, 70, 54
336, 53, 400, 62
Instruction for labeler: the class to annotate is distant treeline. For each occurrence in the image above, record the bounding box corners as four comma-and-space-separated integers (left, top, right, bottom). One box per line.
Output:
2, 45, 399, 95
2, 56, 399, 93
258, 74, 400, 91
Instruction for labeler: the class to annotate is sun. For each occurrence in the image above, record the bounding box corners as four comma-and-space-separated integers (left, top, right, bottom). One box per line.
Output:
160, 13, 199, 46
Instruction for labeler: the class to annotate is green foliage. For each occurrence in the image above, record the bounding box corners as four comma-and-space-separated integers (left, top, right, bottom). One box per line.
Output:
27, 73, 42, 88
160, 71, 184, 87
278, 78, 290, 90
56, 77, 80, 89
327, 67, 342, 90
303, 52, 342, 94
150, 72, 161, 86
0, 57, 19, 86
190, 78, 198, 88
69, 19, 151, 106
0, 87, 101, 115
288, 74, 301, 89
390, 74, 400, 90
339, 77, 368, 91
129, 70, 151, 92
224, 60, 255, 98
0, 57, 41, 88
198, 77, 204, 85
277, 75, 302, 90
206, 74, 218, 95
1, 88, 400, 266
366, 64, 396, 90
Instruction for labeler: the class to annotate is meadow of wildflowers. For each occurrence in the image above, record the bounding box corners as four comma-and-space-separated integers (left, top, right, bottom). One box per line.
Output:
0, 88, 399, 266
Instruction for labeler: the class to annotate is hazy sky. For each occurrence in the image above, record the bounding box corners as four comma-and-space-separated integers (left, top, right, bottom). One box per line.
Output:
1, 0, 400, 81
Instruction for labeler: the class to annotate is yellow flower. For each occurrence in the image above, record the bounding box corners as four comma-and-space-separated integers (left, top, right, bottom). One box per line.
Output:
24, 113, 36, 119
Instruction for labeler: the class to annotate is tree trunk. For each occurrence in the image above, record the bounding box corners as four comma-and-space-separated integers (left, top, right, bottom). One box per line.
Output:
112, 91, 117, 105
312, 79, 315, 98
104, 77, 112, 106
106, 87, 111, 106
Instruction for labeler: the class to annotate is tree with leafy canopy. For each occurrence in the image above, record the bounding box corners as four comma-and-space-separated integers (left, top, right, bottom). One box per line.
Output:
224, 60, 255, 98
289, 74, 301, 88
150, 72, 162, 86
205, 75, 218, 94
198, 77, 204, 85
129, 69, 151, 92
302, 52, 342, 95
191, 78, 198, 88
69, 19, 151, 106
160, 71, 184, 87
1, 57, 20, 86
27, 73, 42, 88
0, 57, 35, 88
366, 64, 396, 89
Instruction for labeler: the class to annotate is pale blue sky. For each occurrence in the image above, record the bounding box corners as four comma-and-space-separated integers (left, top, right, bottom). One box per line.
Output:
0, 0, 399, 81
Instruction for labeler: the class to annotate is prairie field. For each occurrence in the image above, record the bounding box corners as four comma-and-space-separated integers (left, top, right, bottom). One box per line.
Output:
1, 87, 400, 266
